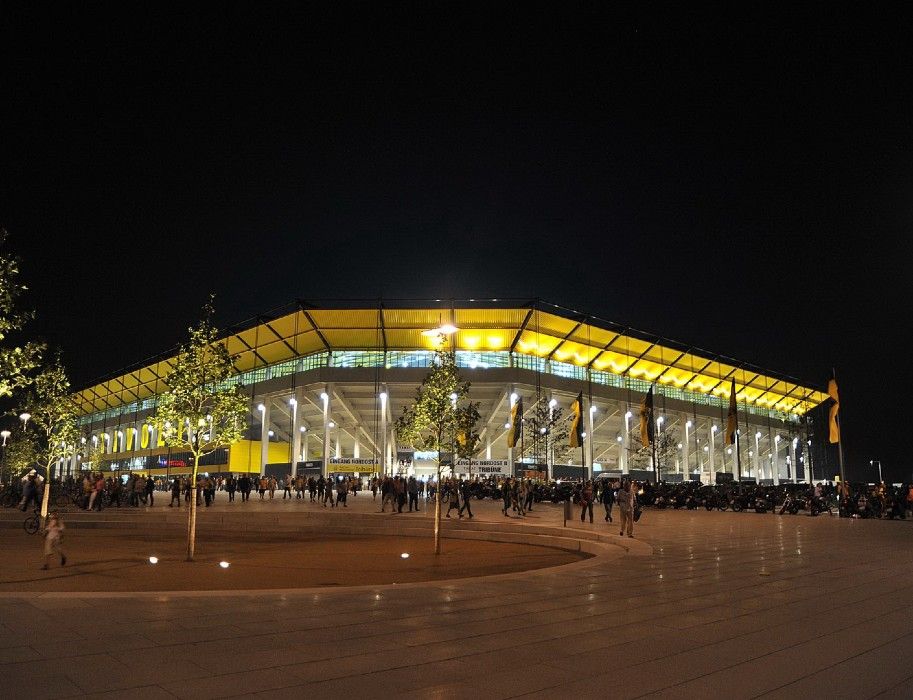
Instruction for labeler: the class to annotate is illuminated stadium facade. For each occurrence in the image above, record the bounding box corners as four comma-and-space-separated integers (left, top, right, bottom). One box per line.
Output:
67, 299, 830, 484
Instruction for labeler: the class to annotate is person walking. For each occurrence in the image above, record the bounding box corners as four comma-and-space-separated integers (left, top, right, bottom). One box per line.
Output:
169, 477, 181, 507
323, 477, 336, 508
524, 479, 535, 512
579, 480, 594, 524
458, 479, 473, 519
617, 479, 635, 538
407, 476, 419, 512
380, 476, 396, 513
445, 479, 461, 518
336, 476, 348, 507
41, 510, 66, 570
225, 475, 237, 503
600, 480, 615, 523
145, 474, 155, 507
501, 477, 512, 517
282, 474, 293, 499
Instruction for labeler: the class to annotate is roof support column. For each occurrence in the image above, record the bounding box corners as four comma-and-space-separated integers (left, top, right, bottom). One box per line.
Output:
379, 388, 388, 477
321, 387, 331, 478
258, 400, 270, 477
290, 389, 302, 471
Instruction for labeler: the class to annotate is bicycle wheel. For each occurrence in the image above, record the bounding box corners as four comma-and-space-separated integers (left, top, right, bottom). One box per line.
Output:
1, 492, 14, 508
24, 515, 40, 535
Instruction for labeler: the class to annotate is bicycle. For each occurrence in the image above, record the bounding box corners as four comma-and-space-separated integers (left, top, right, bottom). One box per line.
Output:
24, 508, 41, 535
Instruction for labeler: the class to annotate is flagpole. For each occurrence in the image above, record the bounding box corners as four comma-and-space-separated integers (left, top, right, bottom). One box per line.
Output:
833, 367, 846, 484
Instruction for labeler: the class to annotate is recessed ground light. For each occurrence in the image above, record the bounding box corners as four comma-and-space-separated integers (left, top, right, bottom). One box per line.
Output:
401, 553, 410, 559
149, 556, 158, 564
219, 561, 230, 568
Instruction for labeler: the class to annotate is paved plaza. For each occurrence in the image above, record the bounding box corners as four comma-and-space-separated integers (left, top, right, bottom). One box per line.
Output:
1, 493, 912, 699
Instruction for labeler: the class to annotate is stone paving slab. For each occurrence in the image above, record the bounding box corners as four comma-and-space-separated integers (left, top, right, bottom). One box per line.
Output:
1, 495, 912, 698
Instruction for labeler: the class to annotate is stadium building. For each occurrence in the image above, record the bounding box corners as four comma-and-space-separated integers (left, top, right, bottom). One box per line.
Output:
67, 299, 830, 484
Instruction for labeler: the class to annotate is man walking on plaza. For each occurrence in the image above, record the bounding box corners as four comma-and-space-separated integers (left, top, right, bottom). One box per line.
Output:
169, 476, 181, 507
407, 475, 419, 512
617, 479, 635, 537
600, 479, 615, 522
579, 480, 594, 524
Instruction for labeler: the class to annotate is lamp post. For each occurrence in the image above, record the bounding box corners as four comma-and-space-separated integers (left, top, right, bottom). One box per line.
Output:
870, 459, 882, 484
0, 430, 10, 485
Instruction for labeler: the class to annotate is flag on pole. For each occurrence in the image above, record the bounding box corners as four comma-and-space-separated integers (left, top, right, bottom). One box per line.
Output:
569, 392, 584, 448
725, 379, 738, 445
639, 385, 655, 448
507, 396, 522, 448
827, 377, 840, 444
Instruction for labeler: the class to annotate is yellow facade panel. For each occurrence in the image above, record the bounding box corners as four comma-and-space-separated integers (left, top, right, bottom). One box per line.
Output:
591, 349, 634, 373
628, 359, 665, 382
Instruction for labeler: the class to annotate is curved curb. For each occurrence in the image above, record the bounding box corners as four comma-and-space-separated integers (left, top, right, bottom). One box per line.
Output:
0, 517, 653, 599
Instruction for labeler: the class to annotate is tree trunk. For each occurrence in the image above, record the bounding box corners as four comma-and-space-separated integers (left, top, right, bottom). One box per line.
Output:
187, 456, 199, 561
434, 465, 441, 555
39, 461, 52, 526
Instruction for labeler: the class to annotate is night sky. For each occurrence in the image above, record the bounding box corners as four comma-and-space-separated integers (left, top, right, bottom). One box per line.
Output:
1, 5, 909, 480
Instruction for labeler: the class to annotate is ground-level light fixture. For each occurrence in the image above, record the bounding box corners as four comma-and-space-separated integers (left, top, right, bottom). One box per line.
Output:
148, 556, 158, 564
400, 553, 409, 559
219, 561, 230, 568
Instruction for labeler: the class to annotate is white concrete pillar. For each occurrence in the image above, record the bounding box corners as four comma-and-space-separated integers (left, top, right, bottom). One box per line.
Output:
290, 394, 301, 475
485, 434, 491, 460
773, 435, 781, 485
753, 432, 761, 482
379, 389, 388, 476
709, 425, 717, 477
622, 408, 631, 475
258, 401, 270, 476
683, 416, 691, 478
789, 438, 797, 483
586, 400, 595, 480
321, 388, 330, 478
353, 431, 360, 459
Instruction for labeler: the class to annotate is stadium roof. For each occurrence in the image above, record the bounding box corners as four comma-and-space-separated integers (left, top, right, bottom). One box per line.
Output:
73, 298, 829, 416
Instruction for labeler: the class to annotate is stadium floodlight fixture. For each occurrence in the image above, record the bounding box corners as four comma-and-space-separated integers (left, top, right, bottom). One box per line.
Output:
422, 323, 458, 336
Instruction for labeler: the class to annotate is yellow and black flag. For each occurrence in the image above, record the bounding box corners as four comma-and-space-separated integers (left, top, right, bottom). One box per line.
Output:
639, 385, 655, 448
507, 396, 523, 449
725, 379, 738, 445
569, 392, 584, 448
828, 377, 840, 444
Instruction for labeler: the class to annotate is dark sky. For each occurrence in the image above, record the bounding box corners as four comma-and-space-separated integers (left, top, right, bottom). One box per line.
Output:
1, 4, 909, 480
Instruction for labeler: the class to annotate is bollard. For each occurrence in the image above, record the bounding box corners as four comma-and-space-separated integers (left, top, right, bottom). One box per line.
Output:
563, 498, 571, 527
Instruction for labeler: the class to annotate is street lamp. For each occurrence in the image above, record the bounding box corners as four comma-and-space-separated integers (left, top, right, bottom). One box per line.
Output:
870, 459, 882, 484
0, 430, 10, 485
19, 412, 31, 430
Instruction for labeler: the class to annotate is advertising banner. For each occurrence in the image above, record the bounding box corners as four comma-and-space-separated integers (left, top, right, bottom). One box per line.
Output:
328, 458, 380, 474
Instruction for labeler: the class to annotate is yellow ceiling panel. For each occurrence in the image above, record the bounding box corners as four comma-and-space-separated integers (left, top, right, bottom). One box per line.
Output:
257, 339, 295, 364
628, 359, 666, 382
382, 308, 445, 329
232, 349, 260, 373
515, 329, 562, 357
552, 339, 601, 365
456, 329, 512, 351
383, 328, 431, 349
260, 310, 310, 340
233, 326, 261, 351
591, 349, 635, 373
291, 331, 326, 357
529, 311, 580, 338
308, 309, 380, 329
454, 308, 526, 328
569, 323, 619, 349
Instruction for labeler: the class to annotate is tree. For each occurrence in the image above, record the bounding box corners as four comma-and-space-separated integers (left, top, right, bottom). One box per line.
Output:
524, 397, 569, 474
15, 358, 80, 523
395, 342, 480, 554
0, 228, 44, 399
149, 297, 248, 561
627, 429, 679, 480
